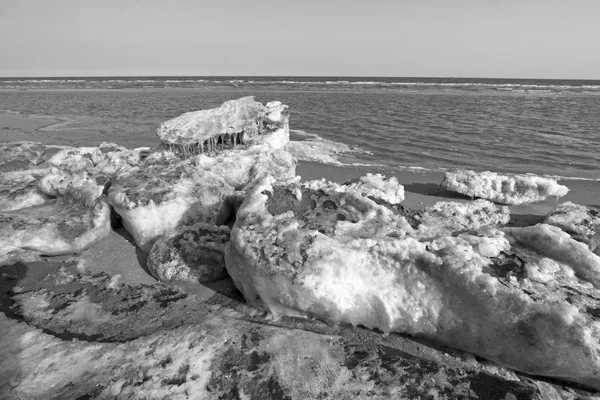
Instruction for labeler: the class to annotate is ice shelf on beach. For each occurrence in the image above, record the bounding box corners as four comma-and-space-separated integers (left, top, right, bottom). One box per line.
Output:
0, 141, 47, 172
147, 222, 230, 282
225, 176, 600, 389
441, 169, 569, 205
545, 201, 600, 255
157, 96, 289, 151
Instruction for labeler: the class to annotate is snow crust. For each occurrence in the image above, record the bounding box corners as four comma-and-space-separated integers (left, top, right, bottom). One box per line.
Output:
226, 176, 600, 389
442, 169, 569, 205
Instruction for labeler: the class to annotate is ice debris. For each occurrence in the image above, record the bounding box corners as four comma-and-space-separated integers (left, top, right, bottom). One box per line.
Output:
225, 176, 600, 389
441, 169, 569, 205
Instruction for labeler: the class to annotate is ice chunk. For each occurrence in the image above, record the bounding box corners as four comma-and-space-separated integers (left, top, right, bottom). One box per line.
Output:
47, 142, 144, 175
225, 176, 600, 389
504, 223, 600, 288
0, 141, 47, 172
0, 198, 111, 259
416, 199, 510, 238
441, 169, 569, 205
342, 173, 405, 204
545, 202, 600, 255
0, 169, 53, 211
107, 160, 233, 252
157, 96, 290, 151
147, 223, 230, 282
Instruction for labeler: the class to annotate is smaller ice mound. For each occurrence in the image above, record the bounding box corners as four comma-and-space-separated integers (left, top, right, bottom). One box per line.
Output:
0, 141, 47, 172
544, 202, 600, 255
226, 176, 600, 390
441, 169, 569, 205
341, 173, 405, 204
40, 143, 147, 206
107, 160, 233, 252
47, 142, 146, 175
0, 198, 111, 261
147, 223, 230, 282
504, 223, 600, 288
0, 169, 53, 211
157, 96, 290, 153
39, 169, 111, 206
416, 199, 510, 238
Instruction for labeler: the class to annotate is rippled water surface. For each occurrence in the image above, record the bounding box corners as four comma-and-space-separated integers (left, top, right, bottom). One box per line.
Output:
1, 77, 599, 179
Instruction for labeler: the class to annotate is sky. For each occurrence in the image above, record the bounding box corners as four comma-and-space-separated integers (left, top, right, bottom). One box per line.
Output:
1, 0, 599, 79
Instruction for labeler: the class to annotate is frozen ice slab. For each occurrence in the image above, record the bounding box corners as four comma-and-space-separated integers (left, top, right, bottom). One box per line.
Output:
157, 96, 290, 151
545, 201, 600, 255
107, 160, 233, 252
441, 169, 569, 205
0, 141, 47, 172
226, 176, 600, 389
0, 198, 111, 260
0, 168, 53, 211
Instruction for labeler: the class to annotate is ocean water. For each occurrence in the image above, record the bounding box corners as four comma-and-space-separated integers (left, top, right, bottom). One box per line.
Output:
1, 76, 599, 180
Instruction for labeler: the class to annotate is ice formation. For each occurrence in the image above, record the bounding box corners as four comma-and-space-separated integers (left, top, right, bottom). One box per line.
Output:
545, 201, 600, 254
0, 169, 52, 211
107, 160, 233, 252
147, 222, 230, 282
0, 141, 47, 172
504, 223, 600, 288
157, 96, 289, 152
107, 98, 296, 252
225, 176, 600, 389
441, 169, 569, 205
0, 198, 111, 261
415, 199, 510, 238
341, 173, 405, 204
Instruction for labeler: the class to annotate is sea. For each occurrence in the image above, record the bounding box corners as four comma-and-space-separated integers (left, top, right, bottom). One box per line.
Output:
1, 76, 599, 180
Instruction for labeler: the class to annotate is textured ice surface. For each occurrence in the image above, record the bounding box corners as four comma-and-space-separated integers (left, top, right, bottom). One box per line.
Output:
226, 177, 600, 389
416, 199, 510, 238
47, 142, 144, 175
504, 223, 600, 288
442, 169, 569, 205
107, 160, 233, 252
342, 173, 405, 204
0, 168, 52, 211
545, 201, 600, 255
0, 141, 47, 172
0, 198, 111, 260
147, 222, 230, 282
157, 96, 289, 149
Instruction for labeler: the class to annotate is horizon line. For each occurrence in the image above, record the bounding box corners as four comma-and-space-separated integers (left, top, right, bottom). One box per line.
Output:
1, 75, 600, 82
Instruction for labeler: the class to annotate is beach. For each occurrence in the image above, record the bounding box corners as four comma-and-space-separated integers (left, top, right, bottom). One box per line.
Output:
2, 87, 600, 398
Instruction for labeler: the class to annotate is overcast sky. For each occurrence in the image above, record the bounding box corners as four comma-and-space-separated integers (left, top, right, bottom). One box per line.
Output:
1, 0, 599, 79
